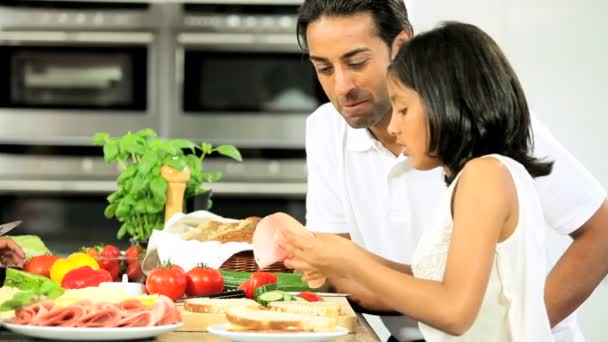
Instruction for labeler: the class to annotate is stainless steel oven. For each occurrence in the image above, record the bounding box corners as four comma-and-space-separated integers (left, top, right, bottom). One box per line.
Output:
170, 3, 328, 148
0, 1, 161, 145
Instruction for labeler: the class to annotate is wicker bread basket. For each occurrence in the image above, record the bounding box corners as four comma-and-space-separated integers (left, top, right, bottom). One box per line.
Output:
219, 250, 292, 273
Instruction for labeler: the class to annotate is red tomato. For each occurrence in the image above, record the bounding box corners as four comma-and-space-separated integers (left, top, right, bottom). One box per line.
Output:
244, 272, 278, 299
81, 246, 99, 259
185, 267, 224, 297
126, 261, 144, 282
24, 255, 60, 278
170, 264, 185, 274
100, 245, 121, 258
146, 266, 187, 301
99, 245, 122, 281
297, 291, 323, 302
125, 244, 144, 264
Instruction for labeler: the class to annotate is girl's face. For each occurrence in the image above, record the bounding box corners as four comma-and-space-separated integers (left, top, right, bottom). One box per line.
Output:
387, 75, 442, 171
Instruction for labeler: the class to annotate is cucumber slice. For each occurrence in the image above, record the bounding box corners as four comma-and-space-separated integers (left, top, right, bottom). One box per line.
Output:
257, 290, 285, 306
254, 283, 278, 300
293, 295, 307, 302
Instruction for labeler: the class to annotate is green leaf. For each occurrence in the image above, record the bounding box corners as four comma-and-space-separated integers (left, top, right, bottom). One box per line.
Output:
145, 201, 164, 214
103, 141, 119, 164
215, 145, 242, 161
201, 143, 213, 155
134, 201, 147, 214
93, 132, 110, 146
150, 176, 167, 202
120, 134, 145, 156
107, 191, 122, 203
163, 157, 187, 171
115, 200, 132, 219
136, 128, 157, 138
104, 203, 118, 218
185, 155, 202, 174
139, 150, 159, 176
170, 139, 196, 150
117, 223, 129, 240
205, 171, 223, 182
116, 164, 137, 185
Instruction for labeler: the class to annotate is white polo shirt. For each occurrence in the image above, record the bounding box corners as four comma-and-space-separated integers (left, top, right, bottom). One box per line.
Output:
305, 103, 606, 342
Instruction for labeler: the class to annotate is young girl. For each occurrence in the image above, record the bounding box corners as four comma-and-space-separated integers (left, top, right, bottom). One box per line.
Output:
276, 22, 555, 341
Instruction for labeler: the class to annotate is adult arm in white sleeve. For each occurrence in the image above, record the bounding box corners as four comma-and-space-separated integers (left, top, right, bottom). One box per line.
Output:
532, 118, 608, 327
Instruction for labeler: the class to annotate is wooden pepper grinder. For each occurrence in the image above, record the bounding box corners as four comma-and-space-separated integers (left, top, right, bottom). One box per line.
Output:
160, 164, 191, 222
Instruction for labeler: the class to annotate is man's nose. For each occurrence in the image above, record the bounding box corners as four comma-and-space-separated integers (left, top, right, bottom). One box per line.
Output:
334, 67, 356, 98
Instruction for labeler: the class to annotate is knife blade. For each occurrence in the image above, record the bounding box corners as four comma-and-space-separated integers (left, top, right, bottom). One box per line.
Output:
0, 221, 21, 236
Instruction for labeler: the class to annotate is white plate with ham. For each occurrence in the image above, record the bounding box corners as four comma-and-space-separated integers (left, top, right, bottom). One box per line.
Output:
2, 322, 183, 340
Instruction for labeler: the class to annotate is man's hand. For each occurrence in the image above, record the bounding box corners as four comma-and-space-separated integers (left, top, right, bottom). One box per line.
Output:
0, 237, 26, 268
545, 200, 608, 327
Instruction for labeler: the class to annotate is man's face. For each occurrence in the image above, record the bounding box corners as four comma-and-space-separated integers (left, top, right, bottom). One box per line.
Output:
306, 13, 393, 129
387, 75, 441, 170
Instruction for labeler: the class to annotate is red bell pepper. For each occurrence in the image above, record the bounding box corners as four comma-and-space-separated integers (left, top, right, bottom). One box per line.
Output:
61, 266, 112, 289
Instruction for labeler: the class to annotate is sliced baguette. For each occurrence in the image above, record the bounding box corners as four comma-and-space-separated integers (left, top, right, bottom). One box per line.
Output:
266, 301, 342, 317
225, 306, 337, 332
183, 298, 261, 314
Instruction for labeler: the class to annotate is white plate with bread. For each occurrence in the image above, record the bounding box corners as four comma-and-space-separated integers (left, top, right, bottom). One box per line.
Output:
207, 304, 349, 341
208, 323, 348, 342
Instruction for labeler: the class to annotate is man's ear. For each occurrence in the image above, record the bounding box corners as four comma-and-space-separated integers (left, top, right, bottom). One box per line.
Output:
391, 30, 412, 60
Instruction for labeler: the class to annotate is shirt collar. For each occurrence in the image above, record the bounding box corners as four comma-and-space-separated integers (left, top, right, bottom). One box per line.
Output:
346, 126, 378, 152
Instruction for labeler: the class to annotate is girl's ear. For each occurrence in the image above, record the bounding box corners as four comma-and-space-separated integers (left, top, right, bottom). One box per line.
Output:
391, 30, 413, 60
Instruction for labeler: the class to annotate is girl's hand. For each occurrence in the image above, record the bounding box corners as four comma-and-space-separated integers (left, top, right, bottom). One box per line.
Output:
279, 225, 362, 278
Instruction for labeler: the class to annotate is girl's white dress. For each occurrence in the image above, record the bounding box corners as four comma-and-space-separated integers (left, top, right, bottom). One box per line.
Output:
411, 155, 554, 342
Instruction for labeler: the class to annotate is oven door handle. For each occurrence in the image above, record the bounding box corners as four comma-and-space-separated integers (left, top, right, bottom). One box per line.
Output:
0, 31, 154, 45
177, 33, 301, 52
0, 180, 307, 198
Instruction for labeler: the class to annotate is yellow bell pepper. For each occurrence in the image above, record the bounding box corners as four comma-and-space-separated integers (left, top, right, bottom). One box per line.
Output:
49, 253, 99, 285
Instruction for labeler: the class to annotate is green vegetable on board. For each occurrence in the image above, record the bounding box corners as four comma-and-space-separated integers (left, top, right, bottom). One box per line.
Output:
0, 267, 64, 312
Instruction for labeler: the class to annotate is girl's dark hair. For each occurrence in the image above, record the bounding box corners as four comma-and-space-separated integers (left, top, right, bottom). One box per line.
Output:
388, 22, 553, 184
296, 0, 412, 51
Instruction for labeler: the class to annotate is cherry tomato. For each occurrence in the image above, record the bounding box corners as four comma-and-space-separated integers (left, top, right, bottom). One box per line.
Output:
99, 245, 122, 281
81, 246, 100, 259
146, 266, 187, 301
125, 244, 144, 264
297, 291, 323, 302
24, 255, 60, 278
185, 267, 224, 297
126, 261, 144, 282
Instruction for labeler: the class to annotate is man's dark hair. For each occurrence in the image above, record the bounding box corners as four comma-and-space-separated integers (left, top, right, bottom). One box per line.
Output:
296, 0, 413, 51
388, 22, 553, 184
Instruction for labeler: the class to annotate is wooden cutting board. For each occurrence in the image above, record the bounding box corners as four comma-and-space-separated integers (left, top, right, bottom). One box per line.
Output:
176, 296, 357, 332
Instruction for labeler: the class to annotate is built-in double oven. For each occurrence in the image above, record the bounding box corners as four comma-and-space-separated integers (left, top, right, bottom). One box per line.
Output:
0, 0, 161, 145
170, 3, 328, 148
0, 0, 162, 253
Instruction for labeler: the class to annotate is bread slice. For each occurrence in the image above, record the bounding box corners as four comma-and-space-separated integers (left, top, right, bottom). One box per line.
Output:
225, 306, 337, 332
266, 301, 342, 317
183, 298, 261, 313
207, 217, 261, 243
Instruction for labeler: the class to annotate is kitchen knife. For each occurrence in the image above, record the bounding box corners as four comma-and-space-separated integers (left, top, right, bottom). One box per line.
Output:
0, 221, 21, 236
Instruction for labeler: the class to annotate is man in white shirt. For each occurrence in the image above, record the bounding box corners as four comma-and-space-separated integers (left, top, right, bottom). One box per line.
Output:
297, 1, 608, 341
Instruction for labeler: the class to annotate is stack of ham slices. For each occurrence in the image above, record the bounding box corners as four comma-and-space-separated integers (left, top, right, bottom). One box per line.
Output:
10, 295, 181, 328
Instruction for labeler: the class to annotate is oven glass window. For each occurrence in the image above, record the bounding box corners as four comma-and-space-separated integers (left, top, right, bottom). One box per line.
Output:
183, 51, 327, 113
0, 46, 147, 110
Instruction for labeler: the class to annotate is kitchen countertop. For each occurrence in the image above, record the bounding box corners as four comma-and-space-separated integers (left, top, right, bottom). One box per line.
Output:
0, 312, 380, 342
